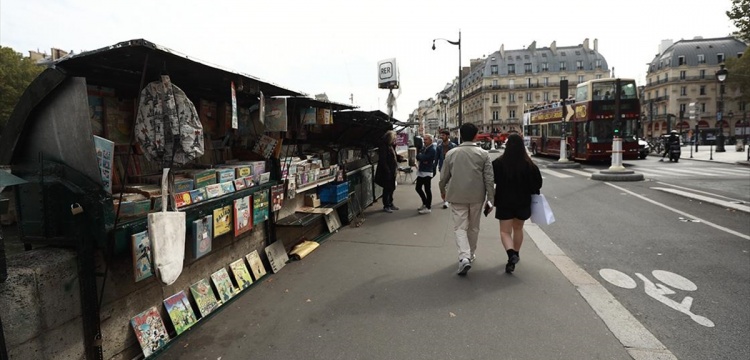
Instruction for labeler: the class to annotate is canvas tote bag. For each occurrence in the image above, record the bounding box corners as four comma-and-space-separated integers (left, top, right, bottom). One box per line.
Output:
148, 168, 186, 285
530, 194, 555, 225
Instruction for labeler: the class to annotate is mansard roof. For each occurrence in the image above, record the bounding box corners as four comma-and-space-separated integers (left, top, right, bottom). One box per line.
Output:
647, 36, 747, 73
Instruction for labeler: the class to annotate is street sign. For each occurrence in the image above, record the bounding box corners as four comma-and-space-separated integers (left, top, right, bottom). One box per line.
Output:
565, 104, 574, 121
716, 111, 722, 121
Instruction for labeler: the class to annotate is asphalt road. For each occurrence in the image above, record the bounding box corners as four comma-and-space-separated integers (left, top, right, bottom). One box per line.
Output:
529, 153, 750, 360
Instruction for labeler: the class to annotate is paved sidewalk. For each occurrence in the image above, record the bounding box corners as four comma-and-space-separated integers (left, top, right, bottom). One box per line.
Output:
674, 144, 750, 166
158, 175, 654, 360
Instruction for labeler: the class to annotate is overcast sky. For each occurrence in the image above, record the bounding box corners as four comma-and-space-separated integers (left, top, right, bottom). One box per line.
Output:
0, 0, 737, 121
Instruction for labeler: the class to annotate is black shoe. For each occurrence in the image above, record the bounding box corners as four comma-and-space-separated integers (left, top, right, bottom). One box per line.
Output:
390, 205, 400, 210
505, 254, 520, 273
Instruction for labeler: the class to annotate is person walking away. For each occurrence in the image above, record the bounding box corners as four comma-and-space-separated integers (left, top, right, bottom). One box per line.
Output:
439, 123, 495, 275
660, 130, 680, 162
491, 134, 542, 273
436, 130, 457, 209
374, 130, 405, 212
415, 134, 437, 214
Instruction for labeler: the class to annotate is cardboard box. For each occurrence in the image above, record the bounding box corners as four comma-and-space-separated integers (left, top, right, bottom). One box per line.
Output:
304, 194, 320, 208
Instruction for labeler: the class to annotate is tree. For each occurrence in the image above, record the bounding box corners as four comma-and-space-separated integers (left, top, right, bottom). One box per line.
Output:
725, 48, 750, 104
0, 46, 45, 136
727, 0, 750, 43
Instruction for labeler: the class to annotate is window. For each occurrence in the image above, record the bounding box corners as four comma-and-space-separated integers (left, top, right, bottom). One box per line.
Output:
678, 56, 685, 65
680, 103, 686, 116
509, 93, 516, 103
700, 103, 706, 112
508, 64, 515, 74
524, 63, 532, 73
561, 51, 566, 56
577, 75, 584, 83
527, 78, 532, 87
680, 70, 686, 80
542, 62, 548, 71
509, 110, 516, 119
656, 90, 659, 97
700, 70, 705, 79
509, 79, 515, 89
596, 74, 603, 79
492, 111, 499, 120
717, 53, 724, 63
595, 59, 602, 68
699, 85, 706, 95
559, 61, 567, 71
739, 52, 743, 59
664, 74, 668, 82
680, 86, 687, 96
740, 102, 746, 111
560, 76, 567, 81
526, 92, 532, 102
491, 65, 498, 75
492, 79, 498, 87
543, 92, 550, 101
576, 60, 583, 70
492, 94, 499, 103
697, 54, 705, 64
543, 77, 549, 86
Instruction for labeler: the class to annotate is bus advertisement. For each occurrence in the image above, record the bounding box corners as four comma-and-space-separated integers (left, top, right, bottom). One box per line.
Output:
524, 78, 641, 161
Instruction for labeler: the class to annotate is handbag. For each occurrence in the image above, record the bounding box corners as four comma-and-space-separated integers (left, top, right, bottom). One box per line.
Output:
530, 194, 555, 225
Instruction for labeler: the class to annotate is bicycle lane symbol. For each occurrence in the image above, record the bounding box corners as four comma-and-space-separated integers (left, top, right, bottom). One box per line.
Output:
599, 269, 715, 327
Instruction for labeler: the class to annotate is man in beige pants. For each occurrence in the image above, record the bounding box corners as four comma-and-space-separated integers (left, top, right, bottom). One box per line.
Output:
439, 123, 495, 275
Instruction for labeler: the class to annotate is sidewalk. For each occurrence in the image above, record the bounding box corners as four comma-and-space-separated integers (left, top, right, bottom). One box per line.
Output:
675, 144, 750, 166
158, 175, 646, 360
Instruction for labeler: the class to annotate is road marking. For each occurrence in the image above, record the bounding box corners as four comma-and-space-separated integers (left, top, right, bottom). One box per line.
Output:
651, 187, 750, 214
655, 181, 747, 202
666, 168, 721, 176
704, 167, 750, 175
540, 168, 573, 178
525, 224, 677, 360
635, 168, 686, 176
606, 183, 750, 240
561, 168, 594, 177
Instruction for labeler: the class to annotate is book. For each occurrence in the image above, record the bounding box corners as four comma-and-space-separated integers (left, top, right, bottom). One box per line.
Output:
264, 240, 289, 274
192, 215, 213, 259
220, 181, 235, 194
213, 205, 232, 238
93, 135, 114, 194
271, 184, 285, 212
233, 196, 252, 237
243, 175, 254, 188
131, 230, 153, 282
174, 191, 192, 208
229, 259, 253, 290
130, 306, 170, 357
233, 178, 246, 191
210, 268, 237, 303
163, 291, 197, 335
252, 189, 269, 225
245, 250, 267, 281
189, 278, 221, 317
189, 188, 207, 203
205, 183, 223, 199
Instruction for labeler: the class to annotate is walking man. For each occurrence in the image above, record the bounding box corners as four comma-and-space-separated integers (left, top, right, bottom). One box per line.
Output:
439, 123, 495, 275
416, 134, 437, 214
435, 129, 457, 209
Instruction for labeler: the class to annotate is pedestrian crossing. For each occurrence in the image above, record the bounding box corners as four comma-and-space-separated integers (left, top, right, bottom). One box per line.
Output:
539, 166, 750, 180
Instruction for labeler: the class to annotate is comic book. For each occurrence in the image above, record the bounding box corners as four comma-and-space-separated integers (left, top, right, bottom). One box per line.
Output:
245, 250, 267, 281
189, 278, 221, 317
229, 259, 253, 290
130, 306, 170, 357
252, 189, 269, 225
163, 291, 197, 335
210, 268, 237, 303
233, 196, 252, 237
213, 205, 232, 238
271, 184, 285, 212
131, 230, 153, 282
192, 215, 213, 259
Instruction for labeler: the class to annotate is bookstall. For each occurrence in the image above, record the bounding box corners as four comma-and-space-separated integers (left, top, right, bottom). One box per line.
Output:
0, 39, 348, 360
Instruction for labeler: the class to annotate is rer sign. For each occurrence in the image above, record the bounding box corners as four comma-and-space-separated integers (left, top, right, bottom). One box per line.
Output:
378, 58, 399, 89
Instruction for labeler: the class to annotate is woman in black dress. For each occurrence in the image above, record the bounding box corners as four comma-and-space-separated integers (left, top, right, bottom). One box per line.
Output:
491, 133, 542, 273
374, 130, 404, 212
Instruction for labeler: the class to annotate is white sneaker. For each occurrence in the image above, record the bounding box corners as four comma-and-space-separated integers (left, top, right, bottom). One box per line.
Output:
470, 253, 476, 263
418, 208, 432, 214
442, 201, 449, 209
418, 205, 426, 211
457, 258, 471, 275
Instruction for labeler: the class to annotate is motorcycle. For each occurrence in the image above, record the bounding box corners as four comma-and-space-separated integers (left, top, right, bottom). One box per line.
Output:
668, 142, 681, 162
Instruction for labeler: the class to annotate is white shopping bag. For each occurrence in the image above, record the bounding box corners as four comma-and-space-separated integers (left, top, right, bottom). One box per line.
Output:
148, 168, 186, 285
530, 194, 555, 225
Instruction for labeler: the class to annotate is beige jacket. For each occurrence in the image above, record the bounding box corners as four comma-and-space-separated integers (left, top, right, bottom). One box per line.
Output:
439, 141, 495, 204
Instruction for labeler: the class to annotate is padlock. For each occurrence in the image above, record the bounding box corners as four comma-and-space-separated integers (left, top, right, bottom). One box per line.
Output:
70, 203, 84, 215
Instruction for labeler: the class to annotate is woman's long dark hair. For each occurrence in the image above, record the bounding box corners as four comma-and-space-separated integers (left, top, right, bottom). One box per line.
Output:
498, 133, 535, 183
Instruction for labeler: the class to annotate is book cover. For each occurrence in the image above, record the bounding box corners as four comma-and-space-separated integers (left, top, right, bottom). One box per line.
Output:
213, 205, 232, 238
205, 183, 223, 199
233, 196, 252, 237
163, 291, 197, 335
271, 184, 285, 212
131, 230, 153, 282
229, 259, 253, 290
93, 135, 114, 194
192, 215, 213, 259
245, 250, 267, 281
130, 306, 170, 357
210, 268, 237, 303
174, 191, 192, 208
252, 189, 269, 225
243, 175, 254, 188
264, 240, 289, 274
233, 178, 246, 191
189, 278, 221, 317
189, 188, 207, 203
220, 181, 235, 194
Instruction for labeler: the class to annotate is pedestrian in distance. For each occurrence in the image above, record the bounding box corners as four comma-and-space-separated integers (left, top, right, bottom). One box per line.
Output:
435, 129, 457, 209
660, 130, 680, 162
439, 123, 495, 276
415, 134, 437, 214
491, 133, 542, 273
374, 130, 405, 213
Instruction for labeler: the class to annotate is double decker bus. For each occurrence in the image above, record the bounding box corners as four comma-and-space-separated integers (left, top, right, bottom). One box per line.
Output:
524, 78, 641, 161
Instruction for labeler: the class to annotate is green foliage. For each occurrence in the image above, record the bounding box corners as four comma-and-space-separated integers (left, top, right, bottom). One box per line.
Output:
725, 48, 750, 104
0, 46, 45, 136
727, 0, 750, 43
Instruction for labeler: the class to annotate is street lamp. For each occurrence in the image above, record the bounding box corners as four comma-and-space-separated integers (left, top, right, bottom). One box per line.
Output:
715, 64, 728, 152
433, 31, 462, 131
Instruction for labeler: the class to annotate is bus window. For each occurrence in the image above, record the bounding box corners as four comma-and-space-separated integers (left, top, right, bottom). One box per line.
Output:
620, 82, 637, 99
548, 123, 562, 137
589, 120, 614, 143
576, 86, 588, 102
621, 119, 638, 141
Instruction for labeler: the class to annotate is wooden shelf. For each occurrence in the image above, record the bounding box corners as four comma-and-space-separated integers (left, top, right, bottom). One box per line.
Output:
294, 176, 335, 193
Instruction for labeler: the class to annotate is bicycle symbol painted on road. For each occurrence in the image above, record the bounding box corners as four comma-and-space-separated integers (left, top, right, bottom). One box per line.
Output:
599, 269, 715, 327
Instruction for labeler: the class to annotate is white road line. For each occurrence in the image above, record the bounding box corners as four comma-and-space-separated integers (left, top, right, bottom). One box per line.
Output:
605, 183, 750, 240
581, 168, 598, 173
562, 168, 595, 177
540, 168, 573, 178
525, 223, 677, 360
666, 168, 720, 176
651, 187, 750, 214
655, 181, 748, 202
704, 167, 750, 175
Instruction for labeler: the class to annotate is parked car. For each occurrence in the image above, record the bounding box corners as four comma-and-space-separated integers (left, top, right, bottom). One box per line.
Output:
638, 138, 650, 159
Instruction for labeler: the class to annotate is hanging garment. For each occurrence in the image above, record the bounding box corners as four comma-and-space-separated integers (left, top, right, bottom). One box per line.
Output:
135, 75, 204, 165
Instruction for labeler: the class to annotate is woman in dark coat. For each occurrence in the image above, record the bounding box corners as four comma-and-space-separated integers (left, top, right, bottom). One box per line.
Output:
491, 133, 542, 273
374, 130, 404, 213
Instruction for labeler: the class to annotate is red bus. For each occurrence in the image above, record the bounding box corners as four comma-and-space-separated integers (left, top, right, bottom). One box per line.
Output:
524, 78, 641, 161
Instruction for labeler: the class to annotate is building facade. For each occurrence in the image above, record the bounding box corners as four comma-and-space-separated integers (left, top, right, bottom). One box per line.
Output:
642, 36, 747, 141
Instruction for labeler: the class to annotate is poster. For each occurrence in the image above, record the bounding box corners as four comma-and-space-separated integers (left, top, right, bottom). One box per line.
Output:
163, 291, 197, 335
264, 97, 288, 132
300, 107, 317, 125
271, 184, 284, 212
316, 108, 331, 125
192, 215, 213, 259
252, 189, 269, 225
245, 250, 267, 281
233, 196, 252, 236
130, 306, 170, 357
210, 268, 237, 303
229, 259, 253, 290
131, 231, 153, 282
213, 205, 232, 238
189, 278, 221, 317
231, 81, 238, 129
93, 135, 114, 194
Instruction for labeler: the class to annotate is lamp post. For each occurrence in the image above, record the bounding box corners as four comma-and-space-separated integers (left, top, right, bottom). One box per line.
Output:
433, 30, 462, 132
715, 64, 728, 152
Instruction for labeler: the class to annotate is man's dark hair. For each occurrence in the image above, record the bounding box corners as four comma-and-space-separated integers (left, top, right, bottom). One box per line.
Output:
440, 129, 450, 136
459, 123, 478, 142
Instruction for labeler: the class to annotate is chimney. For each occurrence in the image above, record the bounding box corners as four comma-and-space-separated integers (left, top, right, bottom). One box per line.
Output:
550, 41, 557, 54
528, 40, 536, 54
594, 38, 598, 52
499, 44, 505, 59
583, 38, 589, 51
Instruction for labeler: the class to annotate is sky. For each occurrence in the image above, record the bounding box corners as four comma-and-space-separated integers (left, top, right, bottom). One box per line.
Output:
0, 0, 738, 121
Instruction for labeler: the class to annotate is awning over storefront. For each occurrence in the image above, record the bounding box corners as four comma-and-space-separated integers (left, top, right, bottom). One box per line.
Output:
676, 121, 690, 129
698, 120, 710, 128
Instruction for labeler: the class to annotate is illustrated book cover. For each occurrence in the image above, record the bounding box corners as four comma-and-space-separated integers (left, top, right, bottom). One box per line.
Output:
271, 184, 285, 212
130, 306, 170, 357
229, 259, 253, 290
131, 230, 153, 282
233, 196, 252, 237
264, 240, 289, 274
210, 268, 237, 303
213, 205, 232, 238
245, 250, 267, 281
192, 215, 213, 259
252, 189, 269, 225
163, 291, 197, 335
189, 278, 221, 317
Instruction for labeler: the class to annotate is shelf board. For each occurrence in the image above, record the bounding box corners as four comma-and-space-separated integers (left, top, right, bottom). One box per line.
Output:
294, 176, 335, 193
